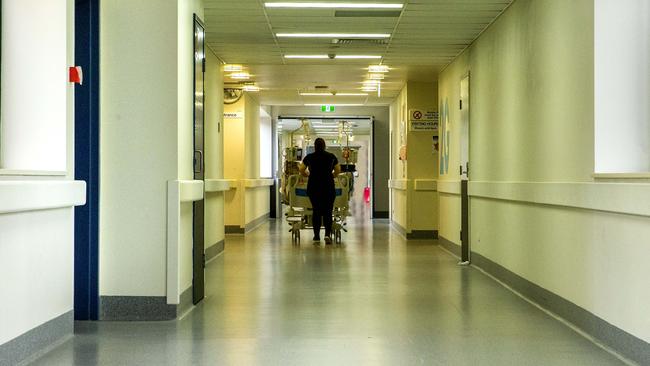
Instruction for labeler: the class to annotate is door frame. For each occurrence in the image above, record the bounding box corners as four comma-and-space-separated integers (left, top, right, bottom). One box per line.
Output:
459, 73, 471, 264
74, 0, 100, 320
276, 115, 377, 217
192, 14, 206, 305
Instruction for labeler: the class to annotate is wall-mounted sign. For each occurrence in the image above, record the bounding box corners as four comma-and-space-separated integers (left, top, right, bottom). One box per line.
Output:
321, 105, 336, 112
223, 111, 243, 119
409, 108, 439, 132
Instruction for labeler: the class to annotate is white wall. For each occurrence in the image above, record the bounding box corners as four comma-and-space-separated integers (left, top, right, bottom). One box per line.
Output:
0, 0, 79, 348
0, 209, 74, 345
439, 0, 650, 345
594, 0, 650, 173
100, 0, 179, 297
260, 107, 273, 178
1, 0, 68, 172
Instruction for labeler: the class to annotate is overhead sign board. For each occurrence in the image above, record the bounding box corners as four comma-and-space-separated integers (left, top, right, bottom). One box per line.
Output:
321, 105, 335, 112
409, 108, 439, 132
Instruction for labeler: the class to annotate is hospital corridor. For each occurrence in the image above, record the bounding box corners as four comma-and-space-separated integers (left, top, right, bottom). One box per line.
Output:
1, 0, 650, 365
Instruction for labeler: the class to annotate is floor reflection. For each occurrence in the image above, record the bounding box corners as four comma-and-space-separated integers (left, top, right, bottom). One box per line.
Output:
29, 218, 624, 366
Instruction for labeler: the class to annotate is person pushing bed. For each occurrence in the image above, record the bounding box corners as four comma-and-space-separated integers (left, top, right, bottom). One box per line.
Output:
299, 138, 341, 244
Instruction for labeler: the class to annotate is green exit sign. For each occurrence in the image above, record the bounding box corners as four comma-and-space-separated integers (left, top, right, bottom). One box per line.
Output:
321, 105, 336, 112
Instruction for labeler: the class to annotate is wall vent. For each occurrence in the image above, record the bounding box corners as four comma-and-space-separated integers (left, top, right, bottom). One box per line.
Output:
333, 38, 389, 45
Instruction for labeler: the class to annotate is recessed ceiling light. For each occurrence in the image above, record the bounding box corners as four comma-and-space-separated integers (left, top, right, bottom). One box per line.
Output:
336, 93, 369, 96
243, 85, 260, 92
230, 72, 250, 79
277, 33, 390, 39
368, 65, 390, 73
265, 2, 404, 9
223, 64, 243, 72
336, 55, 382, 59
363, 80, 381, 85
361, 87, 378, 92
368, 73, 385, 80
284, 55, 329, 59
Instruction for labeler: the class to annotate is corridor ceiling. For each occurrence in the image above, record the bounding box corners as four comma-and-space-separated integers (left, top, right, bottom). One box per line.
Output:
204, 0, 513, 106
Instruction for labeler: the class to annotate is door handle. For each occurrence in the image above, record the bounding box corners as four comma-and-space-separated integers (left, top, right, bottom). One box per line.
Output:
194, 150, 204, 174
460, 162, 469, 177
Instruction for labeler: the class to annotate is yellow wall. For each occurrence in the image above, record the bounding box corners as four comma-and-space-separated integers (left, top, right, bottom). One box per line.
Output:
437, 50, 468, 245
224, 98, 245, 227
204, 49, 225, 249
389, 87, 408, 229
389, 82, 439, 234
406, 82, 439, 231
439, 0, 650, 344
224, 94, 270, 230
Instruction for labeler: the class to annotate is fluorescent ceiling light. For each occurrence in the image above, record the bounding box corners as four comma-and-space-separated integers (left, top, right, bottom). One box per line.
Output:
361, 87, 378, 92
243, 85, 260, 92
265, 2, 404, 9
277, 33, 390, 39
300, 92, 333, 96
223, 64, 243, 72
368, 73, 385, 80
363, 80, 381, 85
285, 55, 381, 59
336, 93, 369, 96
284, 55, 329, 59
230, 72, 250, 79
336, 55, 382, 59
368, 65, 390, 73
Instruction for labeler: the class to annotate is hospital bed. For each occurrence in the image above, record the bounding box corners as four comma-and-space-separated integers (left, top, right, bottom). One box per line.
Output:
285, 174, 351, 244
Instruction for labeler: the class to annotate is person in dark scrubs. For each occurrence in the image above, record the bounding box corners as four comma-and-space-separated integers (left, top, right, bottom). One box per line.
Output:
299, 138, 341, 244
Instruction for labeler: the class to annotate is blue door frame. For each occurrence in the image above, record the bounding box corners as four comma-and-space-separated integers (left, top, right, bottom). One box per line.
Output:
74, 0, 100, 321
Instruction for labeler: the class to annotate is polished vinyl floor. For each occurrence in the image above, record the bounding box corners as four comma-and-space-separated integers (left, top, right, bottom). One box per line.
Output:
31, 218, 626, 365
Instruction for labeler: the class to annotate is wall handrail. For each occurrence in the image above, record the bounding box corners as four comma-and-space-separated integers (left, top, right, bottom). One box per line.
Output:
0, 181, 86, 214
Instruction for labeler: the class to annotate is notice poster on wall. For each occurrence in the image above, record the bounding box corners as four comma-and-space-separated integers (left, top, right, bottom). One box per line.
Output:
409, 108, 439, 132
224, 111, 243, 119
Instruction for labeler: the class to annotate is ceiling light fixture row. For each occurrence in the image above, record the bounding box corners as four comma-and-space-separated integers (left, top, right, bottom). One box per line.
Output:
300, 92, 368, 96
265, 2, 404, 9
361, 64, 391, 95
223, 64, 260, 92
284, 55, 381, 59
277, 33, 390, 39
224, 64, 252, 81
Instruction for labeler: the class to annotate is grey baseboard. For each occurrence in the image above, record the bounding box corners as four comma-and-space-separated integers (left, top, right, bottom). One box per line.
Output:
438, 236, 461, 257
176, 286, 194, 317
225, 225, 244, 234
0, 310, 73, 366
245, 213, 270, 233
391, 221, 438, 240
391, 220, 408, 238
100, 296, 177, 321
225, 213, 270, 235
407, 230, 438, 240
373, 211, 389, 219
470, 251, 650, 365
205, 239, 225, 262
